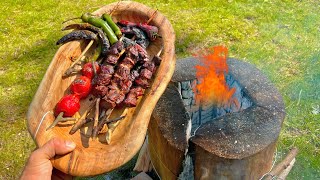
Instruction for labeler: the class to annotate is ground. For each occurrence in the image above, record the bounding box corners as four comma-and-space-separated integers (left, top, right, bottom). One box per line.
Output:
0, 0, 319, 179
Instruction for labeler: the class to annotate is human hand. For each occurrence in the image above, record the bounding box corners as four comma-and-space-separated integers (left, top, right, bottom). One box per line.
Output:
20, 137, 76, 180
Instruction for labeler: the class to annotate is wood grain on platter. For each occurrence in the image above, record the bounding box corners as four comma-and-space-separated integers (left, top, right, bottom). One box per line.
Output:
27, 1, 175, 176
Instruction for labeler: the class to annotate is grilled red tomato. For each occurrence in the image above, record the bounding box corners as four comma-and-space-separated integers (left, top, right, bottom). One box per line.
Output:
54, 94, 80, 117
81, 62, 100, 79
70, 76, 92, 99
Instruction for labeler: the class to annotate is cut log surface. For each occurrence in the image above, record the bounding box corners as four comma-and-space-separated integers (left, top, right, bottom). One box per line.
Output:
26, 1, 175, 177
148, 58, 286, 179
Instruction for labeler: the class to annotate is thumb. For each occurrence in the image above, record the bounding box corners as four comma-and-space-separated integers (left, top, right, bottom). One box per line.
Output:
20, 138, 76, 179
36, 138, 76, 160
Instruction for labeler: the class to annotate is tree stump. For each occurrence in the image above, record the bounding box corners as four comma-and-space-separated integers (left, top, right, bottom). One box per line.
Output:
148, 58, 286, 179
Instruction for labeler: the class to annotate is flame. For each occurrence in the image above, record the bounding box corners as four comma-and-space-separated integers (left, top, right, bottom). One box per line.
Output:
193, 46, 237, 107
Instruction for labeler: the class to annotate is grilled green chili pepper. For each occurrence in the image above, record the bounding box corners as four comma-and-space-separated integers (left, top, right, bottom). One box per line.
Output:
102, 13, 122, 38
62, 23, 110, 57
81, 13, 118, 45
56, 30, 97, 45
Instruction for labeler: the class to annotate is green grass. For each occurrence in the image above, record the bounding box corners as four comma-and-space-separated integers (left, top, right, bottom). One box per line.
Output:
0, 0, 319, 179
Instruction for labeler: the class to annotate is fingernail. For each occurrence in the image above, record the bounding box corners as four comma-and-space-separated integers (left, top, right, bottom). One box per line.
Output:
66, 141, 76, 149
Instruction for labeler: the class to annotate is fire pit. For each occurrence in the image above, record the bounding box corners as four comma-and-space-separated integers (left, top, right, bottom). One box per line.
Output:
148, 56, 286, 179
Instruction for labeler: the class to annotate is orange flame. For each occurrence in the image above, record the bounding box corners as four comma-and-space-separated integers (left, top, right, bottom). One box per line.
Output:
193, 46, 236, 107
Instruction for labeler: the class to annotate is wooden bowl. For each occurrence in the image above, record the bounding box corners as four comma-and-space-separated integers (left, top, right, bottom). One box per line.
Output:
27, 1, 175, 176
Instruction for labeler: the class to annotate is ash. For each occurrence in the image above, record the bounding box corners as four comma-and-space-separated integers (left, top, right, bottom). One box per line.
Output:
177, 74, 253, 134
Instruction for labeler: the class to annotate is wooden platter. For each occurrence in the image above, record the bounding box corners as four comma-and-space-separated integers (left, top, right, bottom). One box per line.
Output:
27, 1, 175, 176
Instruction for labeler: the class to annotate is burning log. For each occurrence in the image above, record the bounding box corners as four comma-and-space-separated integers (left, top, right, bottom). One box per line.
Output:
148, 55, 286, 179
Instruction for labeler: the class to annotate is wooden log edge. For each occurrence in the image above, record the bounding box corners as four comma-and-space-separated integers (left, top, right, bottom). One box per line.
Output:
265, 147, 298, 180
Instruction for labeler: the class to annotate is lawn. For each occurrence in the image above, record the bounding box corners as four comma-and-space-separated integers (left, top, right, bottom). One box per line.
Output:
0, 0, 319, 179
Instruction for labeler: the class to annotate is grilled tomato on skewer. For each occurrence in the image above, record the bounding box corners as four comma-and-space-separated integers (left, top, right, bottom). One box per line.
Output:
70, 76, 92, 99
